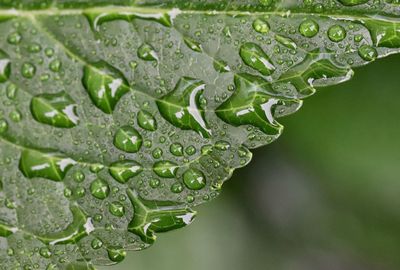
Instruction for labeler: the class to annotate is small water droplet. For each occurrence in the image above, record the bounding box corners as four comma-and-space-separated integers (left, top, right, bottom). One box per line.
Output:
91, 238, 103, 249
21, 62, 36, 78
170, 143, 184, 156
0, 119, 8, 134
109, 201, 125, 217
184, 37, 202, 52
107, 247, 126, 263
275, 35, 297, 50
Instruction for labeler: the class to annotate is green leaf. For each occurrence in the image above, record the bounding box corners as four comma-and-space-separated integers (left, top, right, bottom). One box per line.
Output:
0, 0, 399, 269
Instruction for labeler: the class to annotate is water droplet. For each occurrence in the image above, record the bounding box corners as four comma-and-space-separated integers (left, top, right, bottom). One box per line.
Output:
107, 247, 126, 263
213, 60, 230, 73
185, 145, 196, 156
73, 171, 85, 182
39, 247, 52, 258
0, 50, 11, 83
152, 148, 163, 159
6, 83, 18, 99
30, 91, 79, 128
91, 238, 103, 249
114, 126, 143, 153
171, 182, 183, 193
184, 37, 202, 52
240, 42, 275, 76
328, 25, 346, 42
0, 119, 8, 134
157, 77, 211, 138
21, 62, 36, 78
109, 201, 125, 217
9, 110, 22, 122
215, 141, 231, 151
299, 19, 319, 38
183, 168, 206, 190
49, 59, 62, 72
19, 149, 76, 181
149, 178, 160, 188
137, 110, 157, 131
275, 35, 297, 50
7, 32, 22, 45
259, 0, 273, 6
109, 160, 143, 183
170, 143, 184, 156
90, 178, 110, 199
358, 45, 378, 61
337, 0, 368, 6
153, 161, 178, 178
137, 44, 158, 61
82, 62, 130, 114
252, 19, 270, 34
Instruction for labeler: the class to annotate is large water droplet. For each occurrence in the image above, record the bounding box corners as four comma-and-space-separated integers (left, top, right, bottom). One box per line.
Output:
137, 110, 157, 131
0, 50, 11, 83
183, 168, 206, 190
153, 161, 178, 178
299, 19, 319, 38
170, 143, 184, 156
82, 62, 130, 114
240, 42, 275, 76
328, 25, 346, 42
157, 77, 211, 138
109, 160, 143, 183
90, 178, 110, 200
137, 44, 158, 61
30, 91, 79, 128
275, 35, 297, 50
114, 126, 143, 153
19, 149, 76, 181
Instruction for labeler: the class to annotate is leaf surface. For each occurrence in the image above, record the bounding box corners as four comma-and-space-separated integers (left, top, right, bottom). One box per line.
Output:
0, 0, 400, 269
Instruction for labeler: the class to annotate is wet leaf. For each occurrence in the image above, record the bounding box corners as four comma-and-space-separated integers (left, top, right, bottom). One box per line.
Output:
0, 0, 400, 269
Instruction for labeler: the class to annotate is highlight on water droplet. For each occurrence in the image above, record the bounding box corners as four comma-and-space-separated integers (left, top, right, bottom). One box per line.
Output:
107, 247, 126, 262
184, 37, 202, 52
109, 160, 143, 183
82, 62, 130, 114
239, 42, 275, 76
30, 91, 79, 128
113, 126, 143, 153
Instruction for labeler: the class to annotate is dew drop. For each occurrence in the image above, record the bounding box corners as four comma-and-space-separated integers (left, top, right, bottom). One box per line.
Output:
153, 161, 178, 178
358, 45, 378, 61
109, 201, 125, 217
109, 160, 143, 183
170, 143, 184, 156
137, 44, 158, 61
275, 35, 297, 50
328, 25, 346, 42
149, 178, 160, 188
137, 110, 157, 131
21, 62, 36, 78
91, 238, 103, 250
114, 126, 142, 153
299, 19, 319, 38
49, 59, 62, 72
252, 19, 270, 34
213, 60, 230, 73
0, 119, 8, 134
39, 247, 52, 258
171, 182, 183, 193
0, 50, 11, 83
90, 178, 110, 200
30, 91, 79, 128
184, 37, 202, 52
240, 42, 275, 76
107, 247, 126, 263
183, 168, 206, 190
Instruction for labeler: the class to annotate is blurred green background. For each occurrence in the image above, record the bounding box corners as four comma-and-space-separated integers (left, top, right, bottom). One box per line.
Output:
101, 54, 400, 270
